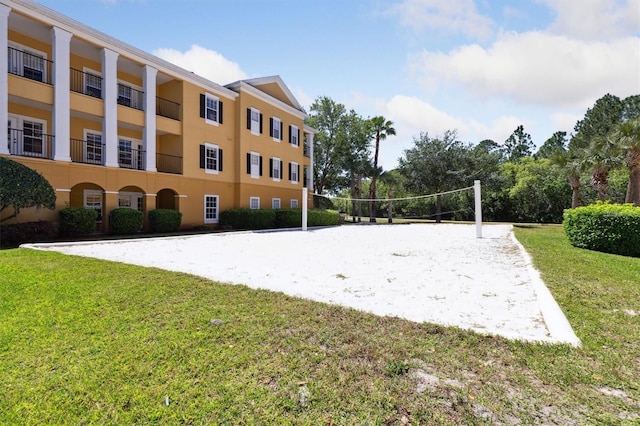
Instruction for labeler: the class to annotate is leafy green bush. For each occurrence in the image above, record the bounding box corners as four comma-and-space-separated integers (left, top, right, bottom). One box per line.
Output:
563, 203, 640, 257
220, 208, 276, 230
109, 208, 143, 235
0, 221, 57, 247
308, 209, 340, 226
59, 207, 98, 237
275, 209, 302, 228
148, 209, 182, 233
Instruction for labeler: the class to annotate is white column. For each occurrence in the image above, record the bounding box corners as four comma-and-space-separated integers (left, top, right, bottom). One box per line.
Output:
143, 65, 157, 171
302, 187, 308, 231
474, 180, 482, 238
51, 26, 72, 161
0, 4, 10, 155
308, 133, 314, 191
102, 48, 119, 167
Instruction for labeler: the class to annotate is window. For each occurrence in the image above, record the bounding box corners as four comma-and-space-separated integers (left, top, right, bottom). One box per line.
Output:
8, 44, 46, 83
119, 138, 143, 170
289, 162, 300, 184
85, 132, 103, 164
118, 84, 132, 107
200, 143, 223, 174
270, 117, 282, 141
272, 198, 281, 209
290, 199, 298, 208
200, 93, 223, 125
247, 107, 262, 135
84, 70, 102, 98
118, 192, 143, 211
303, 166, 310, 188
22, 120, 44, 155
250, 197, 260, 210
289, 125, 299, 146
247, 152, 262, 178
204, 195, 219, 224
84, 190, 103, 223
270, 157, 282, 181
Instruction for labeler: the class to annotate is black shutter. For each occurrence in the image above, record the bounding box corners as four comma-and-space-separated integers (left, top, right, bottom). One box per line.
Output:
297, 128, 300, 144
280, 161, 284, 176
288, 162, 292, 180
288, 125, 292, 144
269, 117, 274, 137
259, 156, 263, 176
246, 108, 251, 130
199, 144, 205, 169
218, 101, 223, 124
279, 122, 283, 141
269, 158, 273, 178
218, 148, 223, 171
259, 114, 263, 134
200, 94, 205, 118
246, 153, 251, 174
297, 164, 300, 182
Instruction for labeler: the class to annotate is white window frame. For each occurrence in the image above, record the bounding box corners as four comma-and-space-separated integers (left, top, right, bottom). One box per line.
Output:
205, 93, 220, 125
250, 197, 260, 210
272, 117, 281, 141
8, 114, 47, 157
8, 42, 47, 82
271, 157, 281, 182
204, 194, 219, 224
290, 199, 299, 208
291, 161, 299, 184
118, 191, 144, 211
83, 129, 103, 164
83, 189, 103, 223
290, 124, 299, 147
250, 151, 260, 179
250, 107, 261, 135
272, 198, 281, 209
117, 80, 142, 109
204, 142, 220, 174
118, 136, 143, 169
83, 67, 102, 98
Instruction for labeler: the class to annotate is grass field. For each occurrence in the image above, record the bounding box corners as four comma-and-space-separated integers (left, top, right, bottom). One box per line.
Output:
1, 225, 638, 424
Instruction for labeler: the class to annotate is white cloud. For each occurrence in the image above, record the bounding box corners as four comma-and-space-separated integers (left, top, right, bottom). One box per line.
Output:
411, 32, 640, 109
550, 112, 582, 135
385, 95, 468, 135
538, 0, 640, 40
390, 0, 493, 40
153, 45, 247, 85
468, 116, 527, 144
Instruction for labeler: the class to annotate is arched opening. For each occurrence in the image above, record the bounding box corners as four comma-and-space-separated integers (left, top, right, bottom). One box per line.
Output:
70, 182, 105, 231
157, 188, 178, 210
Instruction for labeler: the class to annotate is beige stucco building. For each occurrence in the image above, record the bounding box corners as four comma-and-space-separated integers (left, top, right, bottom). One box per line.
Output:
1, 0, 315, 231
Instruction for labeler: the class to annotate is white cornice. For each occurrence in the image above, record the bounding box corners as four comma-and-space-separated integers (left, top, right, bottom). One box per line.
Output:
226, 80, 308, 120
7, 0, 238, 99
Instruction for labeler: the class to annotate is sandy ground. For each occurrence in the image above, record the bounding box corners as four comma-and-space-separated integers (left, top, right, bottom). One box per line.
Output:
25, 223, 580, 346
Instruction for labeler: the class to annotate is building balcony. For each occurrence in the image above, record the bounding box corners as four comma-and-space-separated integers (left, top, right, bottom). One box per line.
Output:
8, 46, 53, 85
8, 128, 54, 159
70, 138, 105, 165
156, 152, 183, 174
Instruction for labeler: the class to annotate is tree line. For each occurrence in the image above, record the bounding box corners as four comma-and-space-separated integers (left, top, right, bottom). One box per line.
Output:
305, 94, 640, 224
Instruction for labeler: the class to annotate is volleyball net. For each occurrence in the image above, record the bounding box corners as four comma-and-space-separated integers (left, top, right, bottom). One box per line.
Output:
304, 180, 483, 237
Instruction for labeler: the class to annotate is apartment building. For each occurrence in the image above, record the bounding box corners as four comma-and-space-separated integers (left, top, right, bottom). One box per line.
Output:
0, 0, 315, 231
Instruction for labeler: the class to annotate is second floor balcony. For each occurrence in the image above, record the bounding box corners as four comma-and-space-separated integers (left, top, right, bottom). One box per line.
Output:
8, 128, 54, 159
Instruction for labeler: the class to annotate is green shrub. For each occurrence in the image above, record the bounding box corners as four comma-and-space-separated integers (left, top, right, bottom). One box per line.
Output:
275, 208, 302, 228
109, 208, 143, 235
220, 208, 276, 230
0, 157, 56, 222
563, 202, 640, 257
308, 209, 340, 226
0, 221, 57, 247
59, 207, 98, 237
148, 209, 182, 233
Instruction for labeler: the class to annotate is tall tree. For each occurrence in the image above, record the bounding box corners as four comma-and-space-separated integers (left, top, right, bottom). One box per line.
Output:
504, 125, 534, 161
535, 131, 567, 159
612, 118, 640, 205
569, 93, 624, 152
367, 116, 396, 222
340, 111, 373, 221
398, 131, 470, 223
306, 97, 349, 194
584, 134, 623, 201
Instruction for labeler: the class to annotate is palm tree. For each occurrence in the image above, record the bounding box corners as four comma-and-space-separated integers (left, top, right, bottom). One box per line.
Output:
585, 134, 623, 201
551, 152, 582, 208
612, 118, 640, 205
368, 116, 396, 222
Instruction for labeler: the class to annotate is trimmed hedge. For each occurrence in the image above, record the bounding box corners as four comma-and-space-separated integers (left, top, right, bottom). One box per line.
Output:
149, 209, 182, 233
220, 208, 276, 230
563, 202, 640, 257
0, 221, 57, 247
59, 207, 98, 237
221, 208, 341, 230
110, 208, 143, 235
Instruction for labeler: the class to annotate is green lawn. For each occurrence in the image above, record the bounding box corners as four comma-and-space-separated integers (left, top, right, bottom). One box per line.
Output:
1, 225, 638, 424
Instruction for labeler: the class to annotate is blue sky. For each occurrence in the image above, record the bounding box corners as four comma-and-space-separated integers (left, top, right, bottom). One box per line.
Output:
38, 0, 640, 170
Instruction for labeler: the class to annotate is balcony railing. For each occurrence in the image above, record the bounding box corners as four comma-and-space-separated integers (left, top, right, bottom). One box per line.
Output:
303, 143, 310, 158
156, 153, 183, 174
118, 84, 144, 111
118, 146, 145, 170
8, 47, 53, 85
156, 97, 180, 120
71, 138, 105, 165
8, 128, 54, 159
70, 68, 103, 99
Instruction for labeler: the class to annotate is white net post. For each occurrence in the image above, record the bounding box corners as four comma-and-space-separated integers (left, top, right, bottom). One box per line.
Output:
302, 187, 308, 231
474, 180, 482, 238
